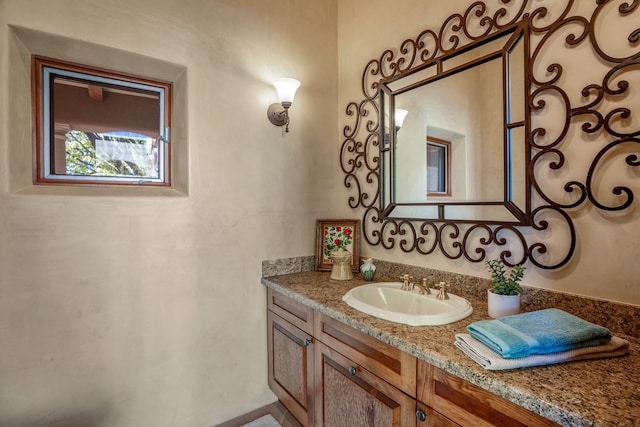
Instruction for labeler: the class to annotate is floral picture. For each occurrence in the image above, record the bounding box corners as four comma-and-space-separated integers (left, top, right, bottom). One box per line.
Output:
315, 219, 360, 272
323, 225, 353, 258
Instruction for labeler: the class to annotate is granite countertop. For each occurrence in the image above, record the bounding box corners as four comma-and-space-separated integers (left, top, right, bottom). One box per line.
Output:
261, 271, 640, 427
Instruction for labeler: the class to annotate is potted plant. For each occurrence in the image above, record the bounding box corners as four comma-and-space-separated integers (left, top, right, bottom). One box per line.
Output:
486, 259, 525, 318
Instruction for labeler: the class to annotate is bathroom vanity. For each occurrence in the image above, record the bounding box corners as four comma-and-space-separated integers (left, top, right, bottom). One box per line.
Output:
263, 269, 639, 427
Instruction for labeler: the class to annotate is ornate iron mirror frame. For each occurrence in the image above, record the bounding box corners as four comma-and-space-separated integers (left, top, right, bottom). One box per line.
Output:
341, 0, 640, 269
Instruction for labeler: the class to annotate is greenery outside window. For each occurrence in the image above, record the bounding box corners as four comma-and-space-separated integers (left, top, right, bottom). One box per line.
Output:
32, 56, 172, 186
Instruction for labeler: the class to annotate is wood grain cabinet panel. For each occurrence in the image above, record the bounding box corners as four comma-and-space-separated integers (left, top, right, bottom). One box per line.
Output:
315, 341, 417, 427
315, 312, 417, 396
416, 402, 461, 427
267, 310, 314, 426
417, 361, 560, 427
267, 288, 314, 334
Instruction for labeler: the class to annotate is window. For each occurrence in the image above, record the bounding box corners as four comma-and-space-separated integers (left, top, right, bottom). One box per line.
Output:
426, 136, 451, 196
32, 56, 172, 186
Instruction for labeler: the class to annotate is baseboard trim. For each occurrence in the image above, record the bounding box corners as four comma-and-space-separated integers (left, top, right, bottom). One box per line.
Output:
215, 401, 302, 427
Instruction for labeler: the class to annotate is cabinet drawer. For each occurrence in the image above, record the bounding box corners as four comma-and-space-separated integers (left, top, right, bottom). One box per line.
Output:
417, 361, 559, 427
268, 288, 314, 335
315, 312, 416, 396
416, 402, 461, 427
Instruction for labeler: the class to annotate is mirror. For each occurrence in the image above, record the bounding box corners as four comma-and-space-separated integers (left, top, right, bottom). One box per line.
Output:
341, 1, 639, 268
379, 28, 528, 223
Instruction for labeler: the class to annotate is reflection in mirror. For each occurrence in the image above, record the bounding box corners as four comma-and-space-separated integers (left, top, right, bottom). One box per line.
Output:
426, 137, 450, 196
395, 57, 504, 203
381, 28, 526, 222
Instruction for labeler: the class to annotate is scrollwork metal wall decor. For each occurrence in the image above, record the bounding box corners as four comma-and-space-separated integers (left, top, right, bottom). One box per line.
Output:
341, 0, 640, 269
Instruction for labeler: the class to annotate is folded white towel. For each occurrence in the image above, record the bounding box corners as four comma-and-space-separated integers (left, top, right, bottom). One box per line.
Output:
455, 333, 629, 370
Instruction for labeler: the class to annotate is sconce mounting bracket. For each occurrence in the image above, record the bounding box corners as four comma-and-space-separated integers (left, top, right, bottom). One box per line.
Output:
267, 103, 287, 126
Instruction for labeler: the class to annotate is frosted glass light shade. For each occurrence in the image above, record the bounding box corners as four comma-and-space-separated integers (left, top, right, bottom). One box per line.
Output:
273, 78, 301, 105
395, 109, 409, 128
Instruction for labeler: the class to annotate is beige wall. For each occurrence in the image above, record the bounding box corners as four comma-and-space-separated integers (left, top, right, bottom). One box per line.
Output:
0, 0, 337, 425
1, 0, 638, 425
337, 0, 640, 305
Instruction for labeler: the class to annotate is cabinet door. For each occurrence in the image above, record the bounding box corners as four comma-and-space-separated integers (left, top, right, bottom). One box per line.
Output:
267, 311, 314, 426
315, 342, 416, 427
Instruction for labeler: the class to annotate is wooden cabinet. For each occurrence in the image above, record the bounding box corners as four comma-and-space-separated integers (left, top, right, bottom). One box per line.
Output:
314, 312, 416, 396
314, 312, 417, 426
267, 288, 560, 427
267, 290, 315, 426
417, 361, 559, 427
315, 341, 416, 426
267, 290, 417, 426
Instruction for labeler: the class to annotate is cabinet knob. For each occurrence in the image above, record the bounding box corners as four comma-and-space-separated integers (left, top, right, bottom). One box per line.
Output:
303, 338, 312, 347
416, 410, 427, 422
348, 366, 358, 376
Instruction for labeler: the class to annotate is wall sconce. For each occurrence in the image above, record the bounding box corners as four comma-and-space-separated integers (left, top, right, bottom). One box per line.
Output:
267, 78, 301, 133
395, 109, 409, 131
383, 109, 409, 147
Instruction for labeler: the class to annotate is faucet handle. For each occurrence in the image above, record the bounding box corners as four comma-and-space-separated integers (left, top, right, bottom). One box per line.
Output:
399, 273, 413, 290
436, 282, 450, 300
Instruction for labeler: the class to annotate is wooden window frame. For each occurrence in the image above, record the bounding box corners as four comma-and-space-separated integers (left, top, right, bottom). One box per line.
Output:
32, 56, 172, 187
426, 136, 452, 197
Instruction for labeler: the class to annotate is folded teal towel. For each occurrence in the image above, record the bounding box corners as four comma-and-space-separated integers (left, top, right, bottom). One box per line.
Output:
467, 308, 612, 359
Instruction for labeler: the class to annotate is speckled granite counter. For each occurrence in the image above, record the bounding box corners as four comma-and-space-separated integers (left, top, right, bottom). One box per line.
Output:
261, 269, 640, 427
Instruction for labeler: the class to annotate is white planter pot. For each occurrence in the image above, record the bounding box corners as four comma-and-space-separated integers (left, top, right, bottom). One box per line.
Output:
487, 290, 521, 318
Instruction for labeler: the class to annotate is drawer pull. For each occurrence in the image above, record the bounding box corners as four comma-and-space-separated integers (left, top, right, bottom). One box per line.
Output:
303, 338, 312, 347
416, 410, 427, 422
348, 366, 358, 376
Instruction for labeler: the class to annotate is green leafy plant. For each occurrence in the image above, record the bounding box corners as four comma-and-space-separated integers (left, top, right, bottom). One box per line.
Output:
486, 259, 525, 296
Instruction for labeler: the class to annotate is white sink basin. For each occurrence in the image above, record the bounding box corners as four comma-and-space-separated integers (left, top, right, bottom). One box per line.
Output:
342, 282, 473, 326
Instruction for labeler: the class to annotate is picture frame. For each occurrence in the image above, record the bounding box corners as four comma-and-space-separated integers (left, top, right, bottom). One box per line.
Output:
315, 219, 361, 272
